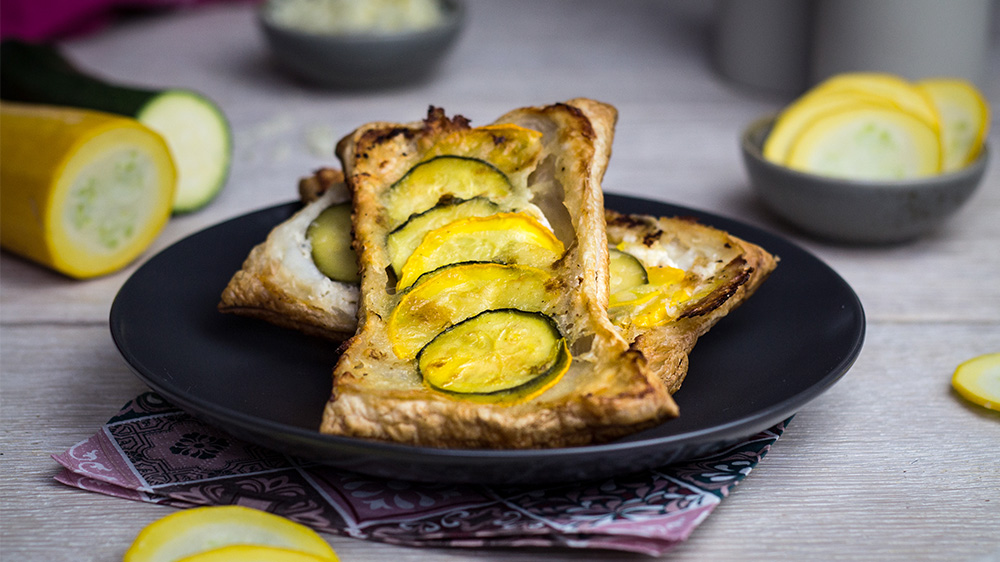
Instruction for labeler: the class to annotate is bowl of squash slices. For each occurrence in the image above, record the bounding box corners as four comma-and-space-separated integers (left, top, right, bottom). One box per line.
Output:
742, 73, 990, 244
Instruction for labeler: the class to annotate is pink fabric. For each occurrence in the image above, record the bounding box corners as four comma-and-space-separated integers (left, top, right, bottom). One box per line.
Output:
52, 392, 788, 556
0, 0, 239, 40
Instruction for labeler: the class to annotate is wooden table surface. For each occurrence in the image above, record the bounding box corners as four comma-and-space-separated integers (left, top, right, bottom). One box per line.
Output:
2, 2, 998, 560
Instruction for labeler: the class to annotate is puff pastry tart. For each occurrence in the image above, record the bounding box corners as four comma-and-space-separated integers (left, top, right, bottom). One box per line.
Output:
318, 99, 679, 448
218, 99, 777, 449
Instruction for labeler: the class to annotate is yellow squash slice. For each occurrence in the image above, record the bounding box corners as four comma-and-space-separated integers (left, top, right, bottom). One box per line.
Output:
763, 91, 896, 163
609, 283, 661, 310
809, 72, 941, 131
418, 309, 571, 403
386, 197, 502, 277
952, 352, 1000, 411
0, 102, 176, 279
124, 506, 337, 562
916, 78, 990, 171
383, 156, 514, 226
608, 265, 690, 329
396, 212, 564, 289
646, 264, 687, 285
388, 262, 559, 361
785, 105, 941, 180
422, 123, 544, 179
178, 545, 334, 562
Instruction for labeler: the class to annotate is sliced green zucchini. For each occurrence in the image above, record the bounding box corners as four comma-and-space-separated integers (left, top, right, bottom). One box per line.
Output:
387, 262, 559, 360
417, 309, 570, 403
608, 247, 648, 295
307, 203, 359, 283
134, 91, 231, 213
396, 212, 564, 290
384, 156, 513, 226
0, 40, 232, 213
386, 197, 501, 277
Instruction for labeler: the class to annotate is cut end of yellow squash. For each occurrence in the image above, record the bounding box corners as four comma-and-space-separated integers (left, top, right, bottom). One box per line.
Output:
124, 505, 338, 562
952, 352, 1000, 412
0, 102, 176, 279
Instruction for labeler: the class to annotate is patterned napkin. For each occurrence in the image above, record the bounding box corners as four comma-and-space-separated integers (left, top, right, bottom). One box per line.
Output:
54, 392, 787, 556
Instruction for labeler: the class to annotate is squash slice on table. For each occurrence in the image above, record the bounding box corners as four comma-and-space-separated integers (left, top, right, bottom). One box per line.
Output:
952, 353, 1000, 412
124, 506, 337, 562
178, 545, 334, 562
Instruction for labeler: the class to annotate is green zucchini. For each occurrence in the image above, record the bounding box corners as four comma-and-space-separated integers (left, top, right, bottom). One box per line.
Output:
307, 202, 360, 283
384, 156, 514, 227
386, 197, 501, 277
417, 309, 570, 403
608, 247, 648, 294
0, 40, 232, 213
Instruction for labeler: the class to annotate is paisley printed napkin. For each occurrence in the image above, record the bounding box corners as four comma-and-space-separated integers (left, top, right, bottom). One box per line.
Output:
54, 392, 787, 556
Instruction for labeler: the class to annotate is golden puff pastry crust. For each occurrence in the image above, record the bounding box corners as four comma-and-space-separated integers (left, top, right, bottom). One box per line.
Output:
604, 210, 778, 393
218, 178, 359, 341
321, 99, 679, 449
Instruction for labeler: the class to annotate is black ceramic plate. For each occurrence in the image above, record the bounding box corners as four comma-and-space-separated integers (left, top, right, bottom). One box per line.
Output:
110, 194, 865, 484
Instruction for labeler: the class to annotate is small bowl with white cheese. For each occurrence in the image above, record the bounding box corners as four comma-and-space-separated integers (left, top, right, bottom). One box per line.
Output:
259, 0, 465, 88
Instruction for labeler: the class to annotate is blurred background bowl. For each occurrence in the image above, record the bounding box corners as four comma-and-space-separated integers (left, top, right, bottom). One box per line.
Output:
259, 0, 465, 88
741, 116, 989, 244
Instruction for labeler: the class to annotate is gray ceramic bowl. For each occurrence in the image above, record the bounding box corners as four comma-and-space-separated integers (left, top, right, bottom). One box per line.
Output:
741, 116, 989, 244
259, 0, 464, 88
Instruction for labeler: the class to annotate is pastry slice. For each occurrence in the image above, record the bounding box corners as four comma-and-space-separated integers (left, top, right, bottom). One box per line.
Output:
218, 168, 359, 340
220, 179, 777, 397
218, 103, 778, 449
604, 211, 777, 393
322, 99, 678, 448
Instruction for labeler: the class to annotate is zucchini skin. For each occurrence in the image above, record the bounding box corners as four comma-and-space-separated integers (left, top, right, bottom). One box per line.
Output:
0, 40, 156, 117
